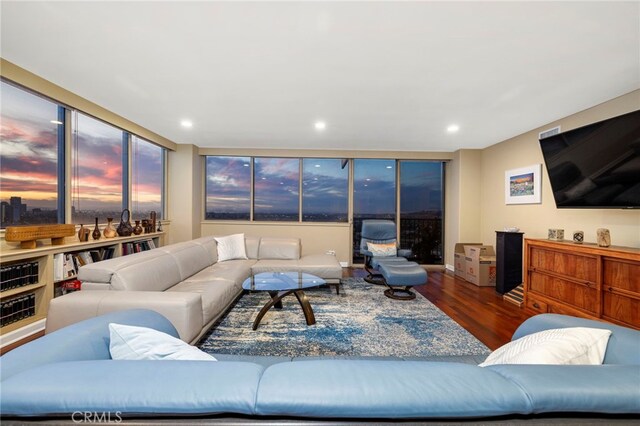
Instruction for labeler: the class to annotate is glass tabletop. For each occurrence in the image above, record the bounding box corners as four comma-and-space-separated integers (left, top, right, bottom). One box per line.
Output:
242, 272, 326, 291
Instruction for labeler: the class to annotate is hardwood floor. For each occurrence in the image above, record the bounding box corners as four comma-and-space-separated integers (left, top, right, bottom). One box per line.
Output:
346, 267, 533, 350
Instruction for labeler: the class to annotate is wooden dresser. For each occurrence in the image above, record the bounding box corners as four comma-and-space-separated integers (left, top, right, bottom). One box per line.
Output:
524, 238, 640, 329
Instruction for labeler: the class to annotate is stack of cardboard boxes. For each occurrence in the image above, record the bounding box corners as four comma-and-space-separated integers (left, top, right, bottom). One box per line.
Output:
453, 243, 497, 287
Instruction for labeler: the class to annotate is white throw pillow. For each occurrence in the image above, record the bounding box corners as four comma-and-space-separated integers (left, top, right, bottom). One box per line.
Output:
215, 233, 248, 262
479, 327, 611, 367
109, 323, 216, 361
367, 242, 397, 257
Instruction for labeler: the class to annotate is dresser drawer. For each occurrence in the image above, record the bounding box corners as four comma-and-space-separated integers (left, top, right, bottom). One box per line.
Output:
603, 259, 640, 293
603, 292, 640, 328
529, 247, 597, 282
526, 296, 548, 314
529, 272, 598, 314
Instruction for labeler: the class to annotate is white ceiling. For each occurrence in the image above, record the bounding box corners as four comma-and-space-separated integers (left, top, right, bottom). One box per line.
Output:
1, 1, 639, 152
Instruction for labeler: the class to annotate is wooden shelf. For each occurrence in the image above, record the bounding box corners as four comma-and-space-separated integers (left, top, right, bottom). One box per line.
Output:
0, 282, 47, 299
1, 314, 46, 334
0, 232, 164, 262
0, 231, 164, 344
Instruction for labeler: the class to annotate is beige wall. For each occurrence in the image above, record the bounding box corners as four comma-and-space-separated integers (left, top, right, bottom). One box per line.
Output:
478, 90, 640, 249
444, 149, 483, 267
167, 144, 203, 244
201, 222, 351, 264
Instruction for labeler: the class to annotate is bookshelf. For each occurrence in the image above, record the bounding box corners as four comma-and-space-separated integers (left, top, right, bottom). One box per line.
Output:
0, 232, 164, 341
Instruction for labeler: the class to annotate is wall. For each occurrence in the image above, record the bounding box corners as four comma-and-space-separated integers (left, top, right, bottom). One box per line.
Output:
479, 90, 640, 248
167, 144, 203, 244
444, 149, 483, 268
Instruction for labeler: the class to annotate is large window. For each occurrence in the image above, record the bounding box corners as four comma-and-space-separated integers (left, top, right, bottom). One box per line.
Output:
302, 158, 348, 222
352, 159, 396, 263
205, 156, 251, 220
131, 136, 164, 220
1, 82, 166, 229
71, 112, 124, 224
253, 158, 299, 221
399, 161, 444, 264
0, 81, 63, 227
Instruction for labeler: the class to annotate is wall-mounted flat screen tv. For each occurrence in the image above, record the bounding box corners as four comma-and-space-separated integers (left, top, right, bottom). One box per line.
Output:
539, 109, 640, 209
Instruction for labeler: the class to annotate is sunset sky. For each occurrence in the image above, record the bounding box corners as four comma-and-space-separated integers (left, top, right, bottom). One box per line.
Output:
206, 156, 443, 217
1, 81, 162, 219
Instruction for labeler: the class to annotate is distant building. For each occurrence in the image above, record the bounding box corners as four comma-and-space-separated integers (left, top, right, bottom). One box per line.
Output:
1, 201, 9, 224
10, 196, 22, 224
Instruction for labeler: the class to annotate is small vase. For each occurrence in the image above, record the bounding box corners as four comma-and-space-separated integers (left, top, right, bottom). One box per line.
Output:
77, 224, 89, 242
103, 218, 117, 238
133, 220, 143, 235
92, 217, 101, 240
141, 219, 150, 234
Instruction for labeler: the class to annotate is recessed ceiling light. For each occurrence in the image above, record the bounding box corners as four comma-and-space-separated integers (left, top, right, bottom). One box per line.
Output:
314, 121, 326, 131
447, 124, 460, 133
181, 120, 193, 128
50, 120, 63, 125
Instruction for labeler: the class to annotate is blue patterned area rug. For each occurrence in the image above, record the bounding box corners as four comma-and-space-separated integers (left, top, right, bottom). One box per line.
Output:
198, 278, 490, 357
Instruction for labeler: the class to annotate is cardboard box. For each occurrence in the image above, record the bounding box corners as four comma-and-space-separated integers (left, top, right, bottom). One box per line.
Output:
454, 243, 482, 278
464, 245, 497, 287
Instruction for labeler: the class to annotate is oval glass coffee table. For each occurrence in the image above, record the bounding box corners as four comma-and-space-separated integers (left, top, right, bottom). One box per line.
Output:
242, 272, 326, 330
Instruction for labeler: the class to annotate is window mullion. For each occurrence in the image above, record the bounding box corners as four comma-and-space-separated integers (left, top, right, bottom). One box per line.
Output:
123, 132, 131, 211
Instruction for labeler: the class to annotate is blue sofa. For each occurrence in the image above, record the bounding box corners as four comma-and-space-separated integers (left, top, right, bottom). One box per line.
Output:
1, 310, 639, 420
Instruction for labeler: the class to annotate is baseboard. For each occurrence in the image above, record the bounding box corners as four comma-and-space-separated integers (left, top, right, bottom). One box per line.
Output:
445, 264, 455, 273
0, 318, 46, 349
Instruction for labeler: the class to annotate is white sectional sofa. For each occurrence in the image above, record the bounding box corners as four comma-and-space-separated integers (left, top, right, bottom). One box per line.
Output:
46, 236, 342, 343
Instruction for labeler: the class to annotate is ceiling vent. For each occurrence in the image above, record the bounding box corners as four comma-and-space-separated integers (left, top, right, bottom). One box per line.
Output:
539, 126, 561, 140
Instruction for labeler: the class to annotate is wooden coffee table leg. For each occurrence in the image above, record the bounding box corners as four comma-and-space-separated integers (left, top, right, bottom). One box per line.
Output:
252, 289, 317, 330
269, 290, 283, 309
252, 290, 291, 330
293, 290, 316, 326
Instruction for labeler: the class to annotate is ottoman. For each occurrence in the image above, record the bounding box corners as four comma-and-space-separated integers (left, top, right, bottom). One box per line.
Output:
378, 262, 428, 300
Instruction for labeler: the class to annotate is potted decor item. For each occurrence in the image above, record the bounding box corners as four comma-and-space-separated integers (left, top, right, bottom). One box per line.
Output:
150, 211, 157, 234
92, 217, 101, 240
116, 209, 133, 237
77, 224, 90, 242
103, 218, 117, 238
133, 220, 143, 235
141, 219, 150, 233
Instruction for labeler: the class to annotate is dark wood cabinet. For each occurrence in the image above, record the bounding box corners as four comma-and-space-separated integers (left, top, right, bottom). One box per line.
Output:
495, 231, 524, 294
524, 238, 640, 329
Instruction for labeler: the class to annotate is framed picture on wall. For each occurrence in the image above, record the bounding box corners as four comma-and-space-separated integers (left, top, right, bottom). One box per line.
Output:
505, 164, 542, 205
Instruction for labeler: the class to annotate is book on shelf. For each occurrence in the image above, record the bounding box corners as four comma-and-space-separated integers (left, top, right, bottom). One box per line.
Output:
1, 260, 39, 292
0, 292, 36, 327
54, 278, 82, 298
122, 239, 156, 256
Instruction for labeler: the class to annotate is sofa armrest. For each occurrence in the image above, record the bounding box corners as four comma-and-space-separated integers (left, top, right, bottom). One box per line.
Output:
0, 310, 176, 382
512, 314, 640, 365
46, 291, 204, 343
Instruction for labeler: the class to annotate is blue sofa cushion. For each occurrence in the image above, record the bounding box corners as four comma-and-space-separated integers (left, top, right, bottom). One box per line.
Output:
513, 314, 640, 365
255, 360, 532, 418
0, 309, 177, 382
0, 360, 263, 416
488, 365, 640, 414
